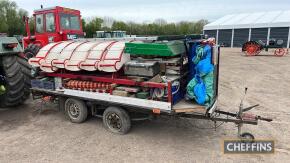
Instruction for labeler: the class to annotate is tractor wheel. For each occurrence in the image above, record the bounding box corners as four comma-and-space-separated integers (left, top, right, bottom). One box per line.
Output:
242, 41, 261, 56
17, 56, 33, 99
0, 55, 31, 108
274, 48, 285, 57
24, 44, 41, 59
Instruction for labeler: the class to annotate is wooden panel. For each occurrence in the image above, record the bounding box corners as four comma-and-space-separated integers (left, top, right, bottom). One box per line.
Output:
173, 99, 206, 114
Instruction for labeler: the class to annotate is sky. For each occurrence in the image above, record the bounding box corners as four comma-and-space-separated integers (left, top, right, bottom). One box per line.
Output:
12, 0, 290, 23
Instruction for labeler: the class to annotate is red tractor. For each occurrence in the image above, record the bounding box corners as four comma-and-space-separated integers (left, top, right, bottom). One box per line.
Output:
23, 6, 84, 59
242, 39, 288, 57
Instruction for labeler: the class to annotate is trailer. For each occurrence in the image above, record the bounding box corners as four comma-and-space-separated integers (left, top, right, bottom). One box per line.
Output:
28, 35, 272, 140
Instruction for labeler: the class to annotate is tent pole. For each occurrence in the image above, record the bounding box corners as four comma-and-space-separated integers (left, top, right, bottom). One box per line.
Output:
287, 27, 290, 48
216, 29, 219, 45
231, 29, 234, 48
267, 28, 271, 45
248, 28, 252, 41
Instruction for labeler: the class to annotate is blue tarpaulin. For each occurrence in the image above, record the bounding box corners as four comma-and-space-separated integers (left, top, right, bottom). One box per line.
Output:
186, 43, 214, 105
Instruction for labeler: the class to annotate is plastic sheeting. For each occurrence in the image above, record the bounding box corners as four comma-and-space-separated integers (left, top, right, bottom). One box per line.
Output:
186, 44, 214, 105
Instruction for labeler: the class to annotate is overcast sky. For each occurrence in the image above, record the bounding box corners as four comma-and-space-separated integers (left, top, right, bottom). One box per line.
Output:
13, 0, 290, 23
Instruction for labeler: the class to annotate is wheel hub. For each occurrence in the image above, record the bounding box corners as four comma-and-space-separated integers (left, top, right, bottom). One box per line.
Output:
274, 48, 285, 56
246, 44, 258, 56
69, 103, 80, 118
107, 113, 122, 130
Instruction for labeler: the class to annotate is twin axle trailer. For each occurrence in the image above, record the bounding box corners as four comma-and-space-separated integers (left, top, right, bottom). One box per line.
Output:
30, 36, 271, 139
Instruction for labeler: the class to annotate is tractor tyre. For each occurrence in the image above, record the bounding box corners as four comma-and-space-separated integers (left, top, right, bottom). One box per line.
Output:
0, 55, 31, 108
17, 56, 33, 100
24, 44, 41, 59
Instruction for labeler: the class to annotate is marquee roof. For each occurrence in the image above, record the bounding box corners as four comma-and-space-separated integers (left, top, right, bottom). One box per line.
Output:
204, 11, 290, 30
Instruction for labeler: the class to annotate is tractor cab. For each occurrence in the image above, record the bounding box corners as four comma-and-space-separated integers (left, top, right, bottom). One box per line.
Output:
23, 6, 84, 49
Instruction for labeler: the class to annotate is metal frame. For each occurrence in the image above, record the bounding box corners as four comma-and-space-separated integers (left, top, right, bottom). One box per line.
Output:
64, 89, 172, 111
179, 111, 258, 125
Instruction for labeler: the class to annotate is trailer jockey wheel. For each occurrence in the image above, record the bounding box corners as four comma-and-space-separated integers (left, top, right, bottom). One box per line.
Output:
65, 98, 88, 123
103, 106, 131, 135
240, 132, 255, 143
274, 48, 285, 57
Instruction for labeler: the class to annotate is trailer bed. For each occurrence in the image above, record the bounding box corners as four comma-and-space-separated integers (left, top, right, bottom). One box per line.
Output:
31, 88, 210, 115
173, 99, 206, 114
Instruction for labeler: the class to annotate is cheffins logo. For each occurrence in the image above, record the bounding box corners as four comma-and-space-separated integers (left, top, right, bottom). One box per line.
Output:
223, 140, 274, 154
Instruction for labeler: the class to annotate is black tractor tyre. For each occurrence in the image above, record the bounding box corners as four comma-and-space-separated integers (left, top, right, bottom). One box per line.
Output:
24, 44, 41, 59
17, 56, 33, 100
103, 106, 131, 135
0, 55, 31, 108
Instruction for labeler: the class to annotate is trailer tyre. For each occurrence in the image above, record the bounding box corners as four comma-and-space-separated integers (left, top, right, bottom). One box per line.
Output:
65, 98, 88, 123
103, 106, 131, 135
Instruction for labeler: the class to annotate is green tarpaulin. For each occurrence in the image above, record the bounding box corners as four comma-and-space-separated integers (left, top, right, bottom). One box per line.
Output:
125, 40, 186, 57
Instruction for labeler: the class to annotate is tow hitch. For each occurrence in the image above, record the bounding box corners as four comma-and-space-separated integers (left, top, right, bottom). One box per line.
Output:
180, 88, 272, 141
232, 87, 272, 141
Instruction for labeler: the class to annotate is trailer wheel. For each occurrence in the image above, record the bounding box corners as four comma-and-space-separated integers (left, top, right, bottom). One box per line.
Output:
103, 106, 131, 134
65, 98, 88, 123
240, 132, 255, 142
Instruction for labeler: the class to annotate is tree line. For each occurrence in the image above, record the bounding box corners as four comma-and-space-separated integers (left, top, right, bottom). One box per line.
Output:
83, 18, 208, 38
0, 0, 28, 36
0, 0, 209, 37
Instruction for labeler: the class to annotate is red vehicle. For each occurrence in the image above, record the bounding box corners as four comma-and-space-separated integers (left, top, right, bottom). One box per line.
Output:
23, 6, 84, 59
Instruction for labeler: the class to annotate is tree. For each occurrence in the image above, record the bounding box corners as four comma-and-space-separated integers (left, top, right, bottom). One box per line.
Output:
0, 0, 28, 36
16, 8, 28, 35
102, 16, 114, 28
84, 17, 103, 38
28, 16, 35, 34
111, 21, 128, 31
194, 19, 209, 34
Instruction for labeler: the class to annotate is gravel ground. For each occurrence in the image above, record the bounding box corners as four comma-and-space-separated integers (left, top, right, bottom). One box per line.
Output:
0, 48, 289, 163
